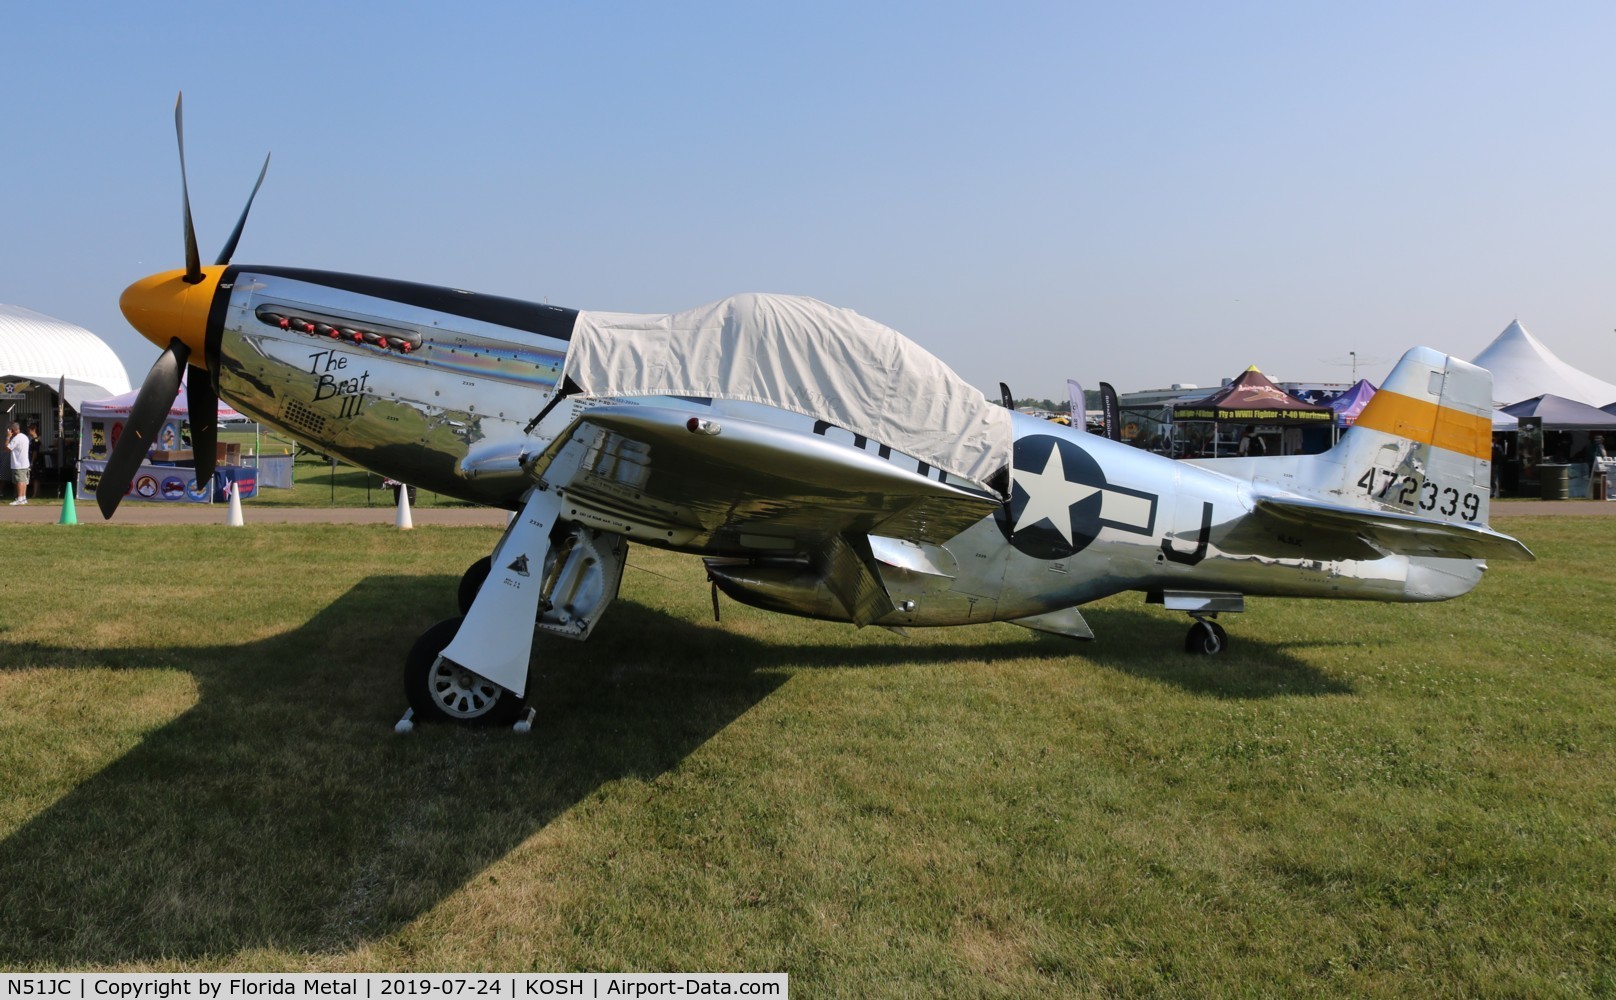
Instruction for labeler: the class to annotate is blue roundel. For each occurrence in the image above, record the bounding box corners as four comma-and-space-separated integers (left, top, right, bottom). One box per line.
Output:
994, 435, 1157, 561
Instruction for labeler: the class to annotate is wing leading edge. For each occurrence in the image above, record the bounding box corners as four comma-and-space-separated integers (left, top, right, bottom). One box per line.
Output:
521, 403, 1006, 627
528, 403, 1003, 551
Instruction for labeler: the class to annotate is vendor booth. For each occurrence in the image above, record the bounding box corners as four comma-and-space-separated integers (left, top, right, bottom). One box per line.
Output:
1171, 367, 1334, 456
1327, 379, 1377, 428
0, 303, 135, 497
78, 383, 255, 504
1499, 394, 1616, 499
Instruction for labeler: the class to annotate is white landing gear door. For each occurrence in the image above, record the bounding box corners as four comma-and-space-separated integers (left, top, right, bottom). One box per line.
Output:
437, 486, 563, 699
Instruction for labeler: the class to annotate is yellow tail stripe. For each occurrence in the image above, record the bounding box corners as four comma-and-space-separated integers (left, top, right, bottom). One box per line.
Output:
1355, 389, 1492, 460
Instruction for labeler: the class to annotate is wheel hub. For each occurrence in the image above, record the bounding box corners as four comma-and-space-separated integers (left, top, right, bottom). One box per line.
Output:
429, 658, 501, 718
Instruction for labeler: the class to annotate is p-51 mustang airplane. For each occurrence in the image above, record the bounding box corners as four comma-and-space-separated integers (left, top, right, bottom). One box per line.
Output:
103, 96, 1532, 725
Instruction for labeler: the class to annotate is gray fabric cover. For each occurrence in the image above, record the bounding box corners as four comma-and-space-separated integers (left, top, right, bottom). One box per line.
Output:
564, 293, 1011, 490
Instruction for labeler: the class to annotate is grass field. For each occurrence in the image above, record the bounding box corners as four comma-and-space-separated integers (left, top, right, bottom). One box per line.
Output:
219, 429, 478, 509
36, 430, 473, 510
0, 514, 1612, 995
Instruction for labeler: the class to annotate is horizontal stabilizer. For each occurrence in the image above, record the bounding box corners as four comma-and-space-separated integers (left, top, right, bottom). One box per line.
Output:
1256, 496, 1534, 562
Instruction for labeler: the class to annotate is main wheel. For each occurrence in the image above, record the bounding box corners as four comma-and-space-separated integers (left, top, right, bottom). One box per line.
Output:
404, 615, 524, 725
1184, 619, 1228, 655
456, 556, 493, 616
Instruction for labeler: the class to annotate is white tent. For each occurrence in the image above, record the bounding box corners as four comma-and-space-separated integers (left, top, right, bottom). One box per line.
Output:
0, 303, 131, 411
78, 378, 241, 424
1471, 320, 1616, 409
78, 380, 250, 504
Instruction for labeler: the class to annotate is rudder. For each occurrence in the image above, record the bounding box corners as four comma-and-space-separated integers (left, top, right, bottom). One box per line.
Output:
1314, 347, 1496, 526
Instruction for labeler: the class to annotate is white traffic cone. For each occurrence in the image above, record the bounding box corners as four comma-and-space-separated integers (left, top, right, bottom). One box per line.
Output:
225, 481, 245, 526
395, 484, 414, 530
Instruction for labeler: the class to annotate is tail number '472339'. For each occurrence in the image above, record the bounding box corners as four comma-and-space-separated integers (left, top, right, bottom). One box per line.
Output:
1357, 468, 1481, 521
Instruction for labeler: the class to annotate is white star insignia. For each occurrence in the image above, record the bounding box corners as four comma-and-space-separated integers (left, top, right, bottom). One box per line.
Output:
1013, 442, 1099, 545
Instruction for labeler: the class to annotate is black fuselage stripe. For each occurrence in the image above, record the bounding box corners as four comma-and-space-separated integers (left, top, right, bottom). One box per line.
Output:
224, 265, 581, 341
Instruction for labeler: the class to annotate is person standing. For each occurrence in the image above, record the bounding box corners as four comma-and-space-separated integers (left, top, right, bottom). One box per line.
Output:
7, 421, 30, 505
1237, 427, 1266, 457
1590, 434, 1610, 500
26, 425, 42, 498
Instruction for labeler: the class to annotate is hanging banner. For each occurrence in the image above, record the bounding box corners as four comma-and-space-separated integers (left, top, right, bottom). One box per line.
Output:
1100, 382, 1121, 441
79, 460, 215, 504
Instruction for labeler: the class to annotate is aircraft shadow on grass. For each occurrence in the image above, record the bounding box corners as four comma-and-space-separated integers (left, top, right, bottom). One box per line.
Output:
0, 576, 1345, 964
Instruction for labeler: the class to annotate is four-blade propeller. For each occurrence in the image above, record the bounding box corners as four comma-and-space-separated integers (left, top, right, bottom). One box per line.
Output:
97, 93, 269, 519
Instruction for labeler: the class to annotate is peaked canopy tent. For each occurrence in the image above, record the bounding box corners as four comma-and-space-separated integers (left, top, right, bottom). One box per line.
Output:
1500, 394, 1616, 431
1327, 379, 1377, 428
1170, 367, 1334, 457
1499, 394, 1616, 498
78, 382, 254, 504
1172, 368, 1336, 425
80, 379, 242, 426
1471, 320, 1616, 409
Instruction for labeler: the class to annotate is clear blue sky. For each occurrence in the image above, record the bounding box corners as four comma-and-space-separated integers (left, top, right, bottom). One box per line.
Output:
5, 1, 1615, 397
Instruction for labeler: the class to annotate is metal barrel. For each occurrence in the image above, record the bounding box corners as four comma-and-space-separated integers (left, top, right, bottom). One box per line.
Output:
1539, 464, 1570, 500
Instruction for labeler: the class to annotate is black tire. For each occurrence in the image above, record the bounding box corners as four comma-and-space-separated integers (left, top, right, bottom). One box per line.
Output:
1184, 619, 1227, 655
404, 615, 524, 726
457, 556, 493, 616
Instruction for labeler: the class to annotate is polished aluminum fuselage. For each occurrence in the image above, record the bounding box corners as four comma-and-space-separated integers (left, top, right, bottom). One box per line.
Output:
208, 266, 1481, 631
216, 266, 574, 505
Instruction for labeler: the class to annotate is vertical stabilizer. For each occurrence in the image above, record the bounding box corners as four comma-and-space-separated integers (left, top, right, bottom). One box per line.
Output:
1309, 347, 1496, 526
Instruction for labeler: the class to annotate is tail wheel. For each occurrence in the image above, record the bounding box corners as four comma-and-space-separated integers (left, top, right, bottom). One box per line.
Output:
404, 616, 524, 726
1184, 619, 1228, 655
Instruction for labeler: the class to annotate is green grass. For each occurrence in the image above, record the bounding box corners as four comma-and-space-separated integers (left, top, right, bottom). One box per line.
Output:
36, 428, 477, 509
248, 453, 479, 508
34, 429, 472, 509
216, 428, 477, 508
0, 514, 1611, 996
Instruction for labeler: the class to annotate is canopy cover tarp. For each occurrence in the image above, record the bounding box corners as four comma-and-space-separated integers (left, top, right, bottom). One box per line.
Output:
564, 293, 1012, 490
1327, 379, 1377, 427
1500, 394, 1616, 430
1171, 367, 1334, 425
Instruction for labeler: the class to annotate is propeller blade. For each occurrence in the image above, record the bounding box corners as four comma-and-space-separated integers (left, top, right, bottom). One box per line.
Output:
97, 340, 190, 519
174, 93, 203, 284
187, 365, 219, 485
215, 152, 270, 267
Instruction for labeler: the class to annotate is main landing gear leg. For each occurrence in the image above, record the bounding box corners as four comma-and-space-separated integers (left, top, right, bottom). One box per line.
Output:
402, 485, 566, 727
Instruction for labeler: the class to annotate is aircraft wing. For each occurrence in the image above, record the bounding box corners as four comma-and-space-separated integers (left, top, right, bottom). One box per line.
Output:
1254, 496, 1535, 562
524, 403, 1003, 623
